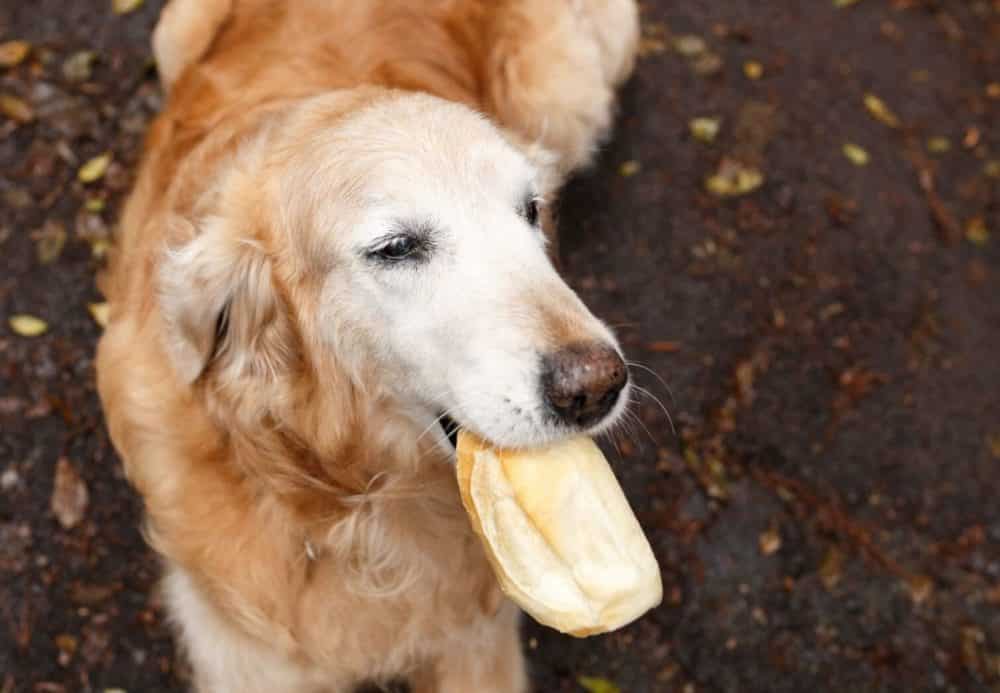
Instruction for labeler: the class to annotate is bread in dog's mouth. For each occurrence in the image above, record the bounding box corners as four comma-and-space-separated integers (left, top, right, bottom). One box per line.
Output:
454, 430, 662, 636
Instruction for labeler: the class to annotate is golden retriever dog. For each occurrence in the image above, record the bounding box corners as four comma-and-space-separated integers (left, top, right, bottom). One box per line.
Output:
96, 0, 639, 690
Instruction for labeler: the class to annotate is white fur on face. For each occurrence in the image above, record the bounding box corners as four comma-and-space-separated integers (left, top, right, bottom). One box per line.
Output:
284, 94, 629, 448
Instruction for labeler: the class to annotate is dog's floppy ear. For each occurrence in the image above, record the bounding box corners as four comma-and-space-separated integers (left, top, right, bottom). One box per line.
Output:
159, 217, 292, 385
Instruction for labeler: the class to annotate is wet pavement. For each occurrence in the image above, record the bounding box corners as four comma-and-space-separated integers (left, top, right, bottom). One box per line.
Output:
1, 1, 998, 691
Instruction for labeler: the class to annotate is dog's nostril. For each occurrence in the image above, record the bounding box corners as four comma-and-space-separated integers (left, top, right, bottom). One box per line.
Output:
541, 343, 627, 428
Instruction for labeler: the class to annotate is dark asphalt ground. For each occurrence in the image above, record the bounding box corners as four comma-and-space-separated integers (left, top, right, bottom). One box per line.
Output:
1, 1, 998, 692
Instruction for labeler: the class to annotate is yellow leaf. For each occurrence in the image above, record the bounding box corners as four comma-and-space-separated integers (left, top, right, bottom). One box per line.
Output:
842, 143, 870, 166
689, 117, 721, 143
988, 434, 1000, 459
78, 153, 112, 184
88, 302, 111, 328
984, 161, 1000, 179
863, 93, 900, 128
673, 35, 707, 57
834, 0, 861, 6
0, 93, 34, 123
33, 222, 67, 265
619, 160, 641, 177
759, 528, 782, 555
9, 314, 48, 337
743, 61, 764, 80
578, 676, 622, 693
965, 218, 989, 246
638, 38, 667, 58
90, 238, 111, 259
926, 137, 951, 154
0, 40, 30, 68
112, 0, 144, 14
84, 197, 106, 213
705, 159, 764, 197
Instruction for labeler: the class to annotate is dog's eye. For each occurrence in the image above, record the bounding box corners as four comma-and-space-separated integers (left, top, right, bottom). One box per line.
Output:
370, 235, 423, 262
523, 196, 541, 227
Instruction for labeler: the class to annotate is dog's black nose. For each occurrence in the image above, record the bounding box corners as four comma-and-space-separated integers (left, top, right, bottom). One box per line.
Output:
541, 343, 627, 428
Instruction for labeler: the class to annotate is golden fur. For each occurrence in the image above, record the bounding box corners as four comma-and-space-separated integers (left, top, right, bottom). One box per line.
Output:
96, 1, 638, 690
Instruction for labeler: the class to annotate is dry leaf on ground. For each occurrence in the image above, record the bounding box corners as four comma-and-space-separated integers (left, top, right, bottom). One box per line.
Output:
843, 143, 870, 166
51, 458, 89, 530
88, 302, 110, 328
9, 314, 49, 337
965, 218, 989, 246
0, 40, 31, 68
863, 93, 901, 128
619, 160, 641, 177
0, 93, 34, 123
673, 35, 707, 57
78, 153, 112, 183
706, 158, 764, 197
33, 222, 68, 265
63, 51, 97, 83
112, 0, 144, 14
578, 676, 621, 693
743, 61, 763, 80
690, 117, 721, 143
759, 528, 782, 555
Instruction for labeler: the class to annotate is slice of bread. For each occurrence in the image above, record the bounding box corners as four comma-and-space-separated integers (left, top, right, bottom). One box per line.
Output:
456, 431, 662, 636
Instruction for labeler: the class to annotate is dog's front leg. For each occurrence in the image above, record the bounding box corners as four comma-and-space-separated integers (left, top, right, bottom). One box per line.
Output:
413, 603, 528, 693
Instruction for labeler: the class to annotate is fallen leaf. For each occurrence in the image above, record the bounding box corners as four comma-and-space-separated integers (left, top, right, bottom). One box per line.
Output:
32, 221, 67, 265
759, 528, 782, 555
9, 314, 48, 337
673, 35, 707, 57
88, 302, 110, 328
84, 197, 106, 213
863, 93, 900, 128
926, 137, 950, 154
78, 153, 112, 183
706, 158, 764, 197
906, 574, 934, 605
645, 340, 682, 353
963, 126, 981, 149
691, 52, 724, 77
689, 117, 721, 143
743, 61, 763, 80
55, 634, 78, 655
988, 434, 1000, 459
0, 93, 34, 123
820, 546, 844, 590
0, 40, 31, 68
619, 160, 641, 177
51, 458, 89, 530
90, 238, 111, 259
834, 0, 862, 6
987, 83, 1000, 100
985, 161, 1000, 179
638, 38, 667, 58
965, 218, 989, 246
578, 676, 621, 693
62, 51, 97, 83
842, 143, 869, 166
112, 0, 144, 14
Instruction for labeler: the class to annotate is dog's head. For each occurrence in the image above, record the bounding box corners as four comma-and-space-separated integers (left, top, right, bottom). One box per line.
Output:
160, 91, 629, 450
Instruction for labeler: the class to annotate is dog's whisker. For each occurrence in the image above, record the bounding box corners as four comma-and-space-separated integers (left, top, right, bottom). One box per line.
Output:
630, 383, 676, 437
625, 360, 676, 404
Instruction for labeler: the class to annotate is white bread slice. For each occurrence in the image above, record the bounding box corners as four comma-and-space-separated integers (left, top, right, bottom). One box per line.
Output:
456, 431, 662, 636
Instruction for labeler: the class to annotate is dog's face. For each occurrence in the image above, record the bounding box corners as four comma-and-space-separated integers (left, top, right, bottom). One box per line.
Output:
162, 93, 629, 449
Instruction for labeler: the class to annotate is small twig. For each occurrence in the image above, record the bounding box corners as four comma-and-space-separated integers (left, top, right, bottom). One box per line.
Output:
918, 168, 961, 244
